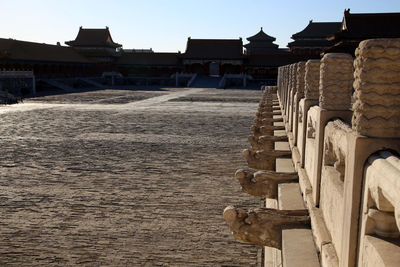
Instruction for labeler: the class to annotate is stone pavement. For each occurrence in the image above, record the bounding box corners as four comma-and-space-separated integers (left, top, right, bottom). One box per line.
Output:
0, 88, 263, 266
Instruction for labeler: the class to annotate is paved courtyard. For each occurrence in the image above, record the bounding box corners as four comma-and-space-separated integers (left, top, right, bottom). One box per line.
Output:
0, 88, 263, 266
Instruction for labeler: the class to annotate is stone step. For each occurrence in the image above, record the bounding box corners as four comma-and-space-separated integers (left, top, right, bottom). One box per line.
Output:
79, 78, 106, 89
41, 79, 75, 92
282, 228, 320, 267
278, 183, 305, 210
258, 108, 320, 266
279, 183, 320, 267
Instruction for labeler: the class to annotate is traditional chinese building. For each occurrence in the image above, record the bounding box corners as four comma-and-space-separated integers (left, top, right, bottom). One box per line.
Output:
326, 9, 400, 55
244, 27, 279, 55
2, 10, 398, 89
0, 38, 93, 78
244, 28, 306, 79
288, 20, 341, 57
181, 38, 244, 75
117, 51, 180, 77
65, 27, 122, 63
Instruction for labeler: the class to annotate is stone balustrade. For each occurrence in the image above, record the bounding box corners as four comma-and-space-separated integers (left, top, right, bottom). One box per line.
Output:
320, 120, 352, 261
0, 70, 34, 77
292, 62, 306, 145
0, 70, 36, 96
305, 53, 354, 204
297, 59, 321, 169
224, 39, 400, 267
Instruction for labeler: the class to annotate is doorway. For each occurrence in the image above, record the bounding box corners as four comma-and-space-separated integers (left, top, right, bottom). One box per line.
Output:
209, 62, 220, 76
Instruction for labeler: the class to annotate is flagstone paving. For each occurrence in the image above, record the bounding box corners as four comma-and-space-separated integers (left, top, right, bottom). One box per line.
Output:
0, 88, 262, 266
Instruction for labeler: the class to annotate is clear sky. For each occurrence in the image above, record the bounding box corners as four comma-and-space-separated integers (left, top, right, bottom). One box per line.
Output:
1, 0, 400, 52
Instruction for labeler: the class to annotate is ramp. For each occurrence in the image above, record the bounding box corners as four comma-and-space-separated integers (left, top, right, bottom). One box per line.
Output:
41, 79, 75, 92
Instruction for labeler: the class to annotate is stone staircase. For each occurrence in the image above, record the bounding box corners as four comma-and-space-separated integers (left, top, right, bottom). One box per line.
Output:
190, 75, 221, 88
41, 79, 75, 92
79, 78, 106, 89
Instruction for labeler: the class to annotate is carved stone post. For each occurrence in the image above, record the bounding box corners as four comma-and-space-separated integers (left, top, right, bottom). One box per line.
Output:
277, 66, 282, 105
352, 40, 400, 138
319, 53, 353, 110
280, 66, 286, 110
305, 53, 354, 205
340, 39, 400, 267
288, 63, 298, 133
277, 67, 283, 102
283, 65, 290, 117
297, 60, 320, 169
284, 65, 289, 110
304, 60, 320, 100
292, 61, 306, 146
285, 64, 295, 122
284, 64, 290, 120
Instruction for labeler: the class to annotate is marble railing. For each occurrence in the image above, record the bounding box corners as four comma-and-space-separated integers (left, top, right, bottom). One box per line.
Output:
224, 38, 400, 267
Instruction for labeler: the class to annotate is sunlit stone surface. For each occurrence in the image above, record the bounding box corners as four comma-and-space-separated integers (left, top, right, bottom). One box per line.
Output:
0, 88, 262, 266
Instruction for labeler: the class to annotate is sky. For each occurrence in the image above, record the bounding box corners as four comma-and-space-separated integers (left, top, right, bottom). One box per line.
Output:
1, 0, 400, 52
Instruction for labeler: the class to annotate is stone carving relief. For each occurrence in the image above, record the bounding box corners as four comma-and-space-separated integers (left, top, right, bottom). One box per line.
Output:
307, 119, 316, 139
251, 125, 285, 139
291, 63, 297, 92
319, 53, 353, 110
243, 149, 292, 170
235, 169, 298, 198
304, 59, 321, 100
358, 151, 400, 266
352, 39, 400, 138
298, 106, 303, 123
323, 136, 346, 181
296, 61, 306, 98
248, 135, 288, 151
253, 117, 281, 127
363, 151, 400, 237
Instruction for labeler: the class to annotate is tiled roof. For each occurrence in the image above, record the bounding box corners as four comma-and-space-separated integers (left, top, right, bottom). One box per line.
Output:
288, 39, 334, 48
76, 48, 119, 58
66, 27, 122, 48
117, 52, 179, 66
323, 40, 360, 55
244, 42, 279, 50
332, 10, 400, 40
291, 21, 341, 39
247, 28, 276, 42
0, 38, 91, 63
183, 38, 243, 59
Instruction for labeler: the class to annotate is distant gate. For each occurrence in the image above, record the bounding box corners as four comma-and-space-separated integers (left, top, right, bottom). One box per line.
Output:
209, 62, 220, 76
